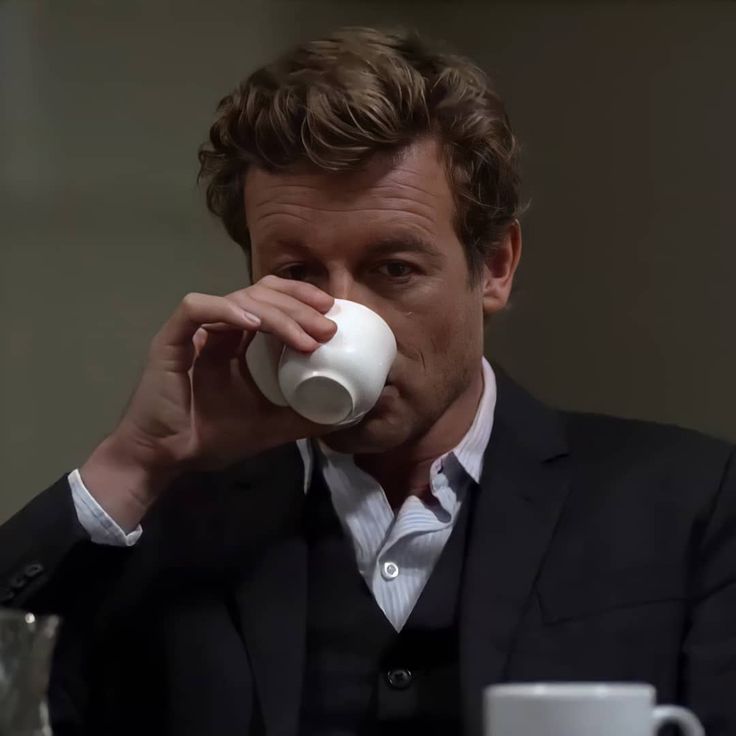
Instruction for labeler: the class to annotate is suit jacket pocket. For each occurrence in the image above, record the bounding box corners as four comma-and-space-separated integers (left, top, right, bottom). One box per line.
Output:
538, 563, 687, 624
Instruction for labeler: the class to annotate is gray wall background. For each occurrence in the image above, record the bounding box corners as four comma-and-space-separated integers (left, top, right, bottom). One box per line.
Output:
1, 0, 734, 521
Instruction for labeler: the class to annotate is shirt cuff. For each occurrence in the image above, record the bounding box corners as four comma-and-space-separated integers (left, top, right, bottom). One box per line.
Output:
68, 468, 143, 547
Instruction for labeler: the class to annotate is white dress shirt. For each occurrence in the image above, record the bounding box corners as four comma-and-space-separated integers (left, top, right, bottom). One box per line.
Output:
69, 358, 497, 630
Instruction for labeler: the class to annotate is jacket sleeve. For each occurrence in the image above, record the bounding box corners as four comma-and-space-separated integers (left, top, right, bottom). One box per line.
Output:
0, 474, 134, 616
0, 474, 145, 734
682, 446, 736, 735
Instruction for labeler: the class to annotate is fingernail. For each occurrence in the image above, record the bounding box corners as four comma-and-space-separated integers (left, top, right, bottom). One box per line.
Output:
242, 311, 261, 326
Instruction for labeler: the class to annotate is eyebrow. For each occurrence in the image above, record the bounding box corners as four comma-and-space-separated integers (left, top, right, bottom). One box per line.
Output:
265, 232, 444, 263
363, 233, 444, 263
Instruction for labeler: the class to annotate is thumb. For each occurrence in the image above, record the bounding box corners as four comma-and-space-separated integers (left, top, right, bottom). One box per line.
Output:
195, 324, 252, 362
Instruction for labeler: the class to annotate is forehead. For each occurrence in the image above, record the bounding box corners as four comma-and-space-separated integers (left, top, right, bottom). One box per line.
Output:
243, 137, 456, 249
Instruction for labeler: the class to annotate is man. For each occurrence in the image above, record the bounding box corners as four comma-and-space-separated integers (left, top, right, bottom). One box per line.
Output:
1, 27, 735, 736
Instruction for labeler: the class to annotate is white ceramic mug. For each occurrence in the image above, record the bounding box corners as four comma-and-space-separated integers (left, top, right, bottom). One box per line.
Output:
245, 298, 397, 426
484, 683, 704, 736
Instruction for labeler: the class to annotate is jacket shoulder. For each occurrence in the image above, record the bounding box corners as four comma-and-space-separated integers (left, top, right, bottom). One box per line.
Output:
562, 410, 734, 483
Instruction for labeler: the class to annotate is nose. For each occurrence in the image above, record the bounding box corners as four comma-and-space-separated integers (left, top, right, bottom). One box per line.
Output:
324, 270, 365, 305
322, 268, 384, 317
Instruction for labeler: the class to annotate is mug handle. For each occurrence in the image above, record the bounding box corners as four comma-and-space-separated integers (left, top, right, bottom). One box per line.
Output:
652, 705, 704, 736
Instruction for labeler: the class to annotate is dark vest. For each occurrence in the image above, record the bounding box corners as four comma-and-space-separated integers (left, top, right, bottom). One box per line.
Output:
299, 463, 473, 735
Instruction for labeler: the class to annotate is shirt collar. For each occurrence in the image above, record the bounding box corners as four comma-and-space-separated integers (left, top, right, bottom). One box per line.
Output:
296, 357, 496, 493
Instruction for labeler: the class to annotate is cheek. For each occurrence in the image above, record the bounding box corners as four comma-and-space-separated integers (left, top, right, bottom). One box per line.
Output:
394, 299, 478, 369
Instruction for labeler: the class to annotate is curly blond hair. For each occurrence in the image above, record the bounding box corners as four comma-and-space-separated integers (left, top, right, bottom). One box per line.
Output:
198, 27, 521, 282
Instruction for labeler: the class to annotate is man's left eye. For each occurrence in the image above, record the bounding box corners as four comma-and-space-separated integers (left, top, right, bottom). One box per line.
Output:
379, 262, 415, 279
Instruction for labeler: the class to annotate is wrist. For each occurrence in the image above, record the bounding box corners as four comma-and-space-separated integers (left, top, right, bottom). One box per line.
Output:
80, 433, 180, 532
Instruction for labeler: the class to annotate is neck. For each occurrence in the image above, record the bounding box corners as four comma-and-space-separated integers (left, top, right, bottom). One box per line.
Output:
355, 366, 484, 509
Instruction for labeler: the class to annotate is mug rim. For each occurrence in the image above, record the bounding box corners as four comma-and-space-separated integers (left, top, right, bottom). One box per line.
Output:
486, 682, 655, 699
0, 609, 58, 622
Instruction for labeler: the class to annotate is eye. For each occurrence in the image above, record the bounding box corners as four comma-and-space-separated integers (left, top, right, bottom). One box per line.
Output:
276, 263, 309, 281
378, 261, 416, 279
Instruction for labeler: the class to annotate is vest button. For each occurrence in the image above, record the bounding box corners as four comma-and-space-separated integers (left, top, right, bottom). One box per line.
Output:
386, 668, 413, 690
381, 561, 400, 580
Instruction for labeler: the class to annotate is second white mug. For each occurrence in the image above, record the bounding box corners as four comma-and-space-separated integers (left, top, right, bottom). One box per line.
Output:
484, 683, 704, 736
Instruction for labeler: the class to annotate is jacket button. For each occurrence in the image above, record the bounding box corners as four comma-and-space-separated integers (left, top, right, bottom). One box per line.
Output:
385, 668, 413, 690
9, 574, 27, 590
0, 586, 14, 603
24, 563, 44, 578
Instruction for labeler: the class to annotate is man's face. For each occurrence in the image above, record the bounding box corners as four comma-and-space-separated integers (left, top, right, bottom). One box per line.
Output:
245, 137, 512, 454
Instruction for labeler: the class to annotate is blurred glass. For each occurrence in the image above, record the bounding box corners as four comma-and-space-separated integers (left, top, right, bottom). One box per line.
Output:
0, 609, 59, 736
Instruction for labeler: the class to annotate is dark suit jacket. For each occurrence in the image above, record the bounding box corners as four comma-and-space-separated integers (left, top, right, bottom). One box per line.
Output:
1, 373, 735, 736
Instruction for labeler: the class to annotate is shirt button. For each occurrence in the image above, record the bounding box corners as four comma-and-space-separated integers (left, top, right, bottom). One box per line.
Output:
432, 474, 448, 489
381, 561, 400, 580
386, 668, 413, 690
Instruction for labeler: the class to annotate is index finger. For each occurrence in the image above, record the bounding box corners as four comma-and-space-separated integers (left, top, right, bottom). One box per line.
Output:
156, 292, 258, 351
230, 276, 335, 313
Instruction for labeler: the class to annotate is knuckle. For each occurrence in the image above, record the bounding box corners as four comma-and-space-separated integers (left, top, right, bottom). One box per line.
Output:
292, 323, 313, 346
295, 281, 321, 298
222, 295, 241, 312
310, 306, 333, 325
259, 274, 279, 289
303, 280, 323, 293
180, 292, 202, 311
245, 283, 264, 301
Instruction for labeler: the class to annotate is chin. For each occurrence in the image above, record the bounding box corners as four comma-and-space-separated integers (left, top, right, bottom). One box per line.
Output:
321, 410, 410, 455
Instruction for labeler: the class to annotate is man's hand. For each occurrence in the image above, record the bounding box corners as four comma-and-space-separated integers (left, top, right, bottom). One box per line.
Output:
80, 276, 337, 530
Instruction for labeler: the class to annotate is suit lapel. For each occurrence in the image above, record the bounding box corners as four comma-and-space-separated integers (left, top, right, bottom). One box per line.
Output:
460, 371, 572, 736
225, 444, 309, 736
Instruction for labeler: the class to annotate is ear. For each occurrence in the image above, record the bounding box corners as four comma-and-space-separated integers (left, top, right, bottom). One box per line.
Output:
481, 220, 522, 316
